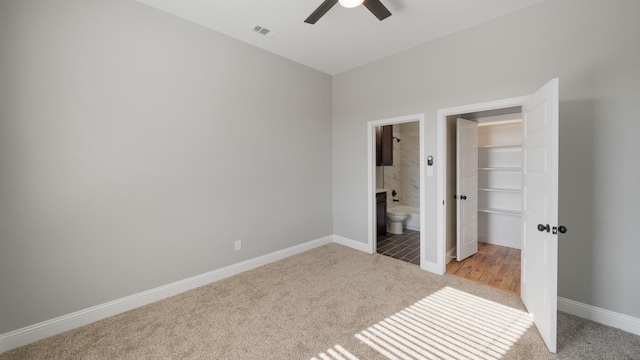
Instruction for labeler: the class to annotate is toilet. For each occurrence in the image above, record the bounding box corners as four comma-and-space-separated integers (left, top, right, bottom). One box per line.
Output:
387, 211, 409, 235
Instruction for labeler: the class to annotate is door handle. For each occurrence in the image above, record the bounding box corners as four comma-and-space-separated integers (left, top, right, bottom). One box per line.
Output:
461, 195, 467, 200
552, 225, 568, 234
537, 224, 550, 232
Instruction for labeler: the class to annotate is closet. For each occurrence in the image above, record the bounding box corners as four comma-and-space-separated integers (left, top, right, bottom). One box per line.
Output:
446, 110, 523, 262
477, 118, 522, 249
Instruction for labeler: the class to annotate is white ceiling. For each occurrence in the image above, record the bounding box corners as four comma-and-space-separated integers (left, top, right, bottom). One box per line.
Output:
136, 0, 546, 75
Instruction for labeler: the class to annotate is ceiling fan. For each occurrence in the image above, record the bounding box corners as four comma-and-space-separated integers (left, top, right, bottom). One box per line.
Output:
304, 0, 392, 24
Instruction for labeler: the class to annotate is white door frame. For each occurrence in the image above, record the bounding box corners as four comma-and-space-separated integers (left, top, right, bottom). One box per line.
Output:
435, 97, 528, 275
367, 113, 427, 269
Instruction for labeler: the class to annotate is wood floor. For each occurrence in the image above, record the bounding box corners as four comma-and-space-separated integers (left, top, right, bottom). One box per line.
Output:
446, 242, 521, 296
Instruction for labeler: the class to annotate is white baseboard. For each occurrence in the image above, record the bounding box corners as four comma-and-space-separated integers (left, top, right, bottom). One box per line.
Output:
332, 235, 372, 253
332, 234, 443, 276
558, 297, 640, 336
419, 248, 454, 275
446, 247, 456, 264
333, 234, 640, 336
7, 237, 637, 355
420, 260, 442, 274
0, 235, 333, 354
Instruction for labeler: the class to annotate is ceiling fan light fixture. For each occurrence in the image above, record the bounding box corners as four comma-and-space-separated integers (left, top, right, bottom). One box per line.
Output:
305, 0, 390, 24
339, 0, 364, 8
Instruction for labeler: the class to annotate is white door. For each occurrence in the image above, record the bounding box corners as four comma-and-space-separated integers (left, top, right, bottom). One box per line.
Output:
456, 118, 478, 261
521, 78, 559, 353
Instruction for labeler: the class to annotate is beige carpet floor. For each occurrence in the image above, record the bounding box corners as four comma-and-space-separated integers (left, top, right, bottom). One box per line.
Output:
2, 243, 639, 359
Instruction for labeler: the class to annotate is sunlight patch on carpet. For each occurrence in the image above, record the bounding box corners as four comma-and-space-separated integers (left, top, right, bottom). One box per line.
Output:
311, 344, 360, 360
354, 286, 533, 360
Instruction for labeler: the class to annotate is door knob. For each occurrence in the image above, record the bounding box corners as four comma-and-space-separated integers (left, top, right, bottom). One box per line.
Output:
558, 225, 567, 234
537, 224, 550, 232
461, 195, 467, 200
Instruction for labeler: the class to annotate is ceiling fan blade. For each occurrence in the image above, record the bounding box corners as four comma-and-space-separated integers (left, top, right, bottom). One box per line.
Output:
363, 0, 392, 21
304, 0, 339, 24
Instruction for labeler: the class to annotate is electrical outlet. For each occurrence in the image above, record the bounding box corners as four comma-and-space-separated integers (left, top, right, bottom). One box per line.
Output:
234, 240, 241, 251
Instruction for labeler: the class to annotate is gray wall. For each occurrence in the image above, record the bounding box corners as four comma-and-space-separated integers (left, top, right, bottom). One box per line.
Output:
332, 0, 640, 319
0, 0, 332, 333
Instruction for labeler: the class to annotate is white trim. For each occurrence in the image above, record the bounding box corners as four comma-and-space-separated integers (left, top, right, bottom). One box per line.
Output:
420, 260, 441, 274
417, 114, 428, 273
332, 235, 372, 253
4, 236, 637, 354
476, 113, 522, 124
333, 227, 640, 338
436, 114, 445, 275
436, 96, 529, 276
367, 122, 376, 254
0, 235, 333, 354
366, 113, 426, 269
446, 247, 456, 264
558, 297, 640, 336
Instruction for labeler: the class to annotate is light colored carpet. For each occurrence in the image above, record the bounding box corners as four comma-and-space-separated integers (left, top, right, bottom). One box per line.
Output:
1, 244, 638, 359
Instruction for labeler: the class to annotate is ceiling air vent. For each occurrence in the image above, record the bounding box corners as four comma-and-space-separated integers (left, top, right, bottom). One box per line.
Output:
251, 24, 279, 39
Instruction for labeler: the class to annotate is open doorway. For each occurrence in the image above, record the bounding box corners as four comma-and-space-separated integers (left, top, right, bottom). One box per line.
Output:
444, 108, 523, 295
375, 121, 421, 265
436, 79, 560, 353
367, 113, 427, 269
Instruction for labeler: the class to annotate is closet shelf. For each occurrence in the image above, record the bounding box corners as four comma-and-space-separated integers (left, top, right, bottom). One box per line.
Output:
478, 208, 521, 216
478, 144, 522, 149
478, 188, 521, 193
479, 167, 522, 172
475, 119, 523, 250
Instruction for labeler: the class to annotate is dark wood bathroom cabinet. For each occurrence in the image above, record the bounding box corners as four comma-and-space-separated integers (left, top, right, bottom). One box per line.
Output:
376, 125, 393, 166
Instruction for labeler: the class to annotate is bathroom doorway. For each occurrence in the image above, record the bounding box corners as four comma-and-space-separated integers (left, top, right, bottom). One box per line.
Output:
367, 114, 426, 268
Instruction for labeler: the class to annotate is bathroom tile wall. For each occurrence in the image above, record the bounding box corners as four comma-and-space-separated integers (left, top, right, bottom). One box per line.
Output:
381, 125, 400, 206
399, 122, 420, 208
381, 122, 420, 208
